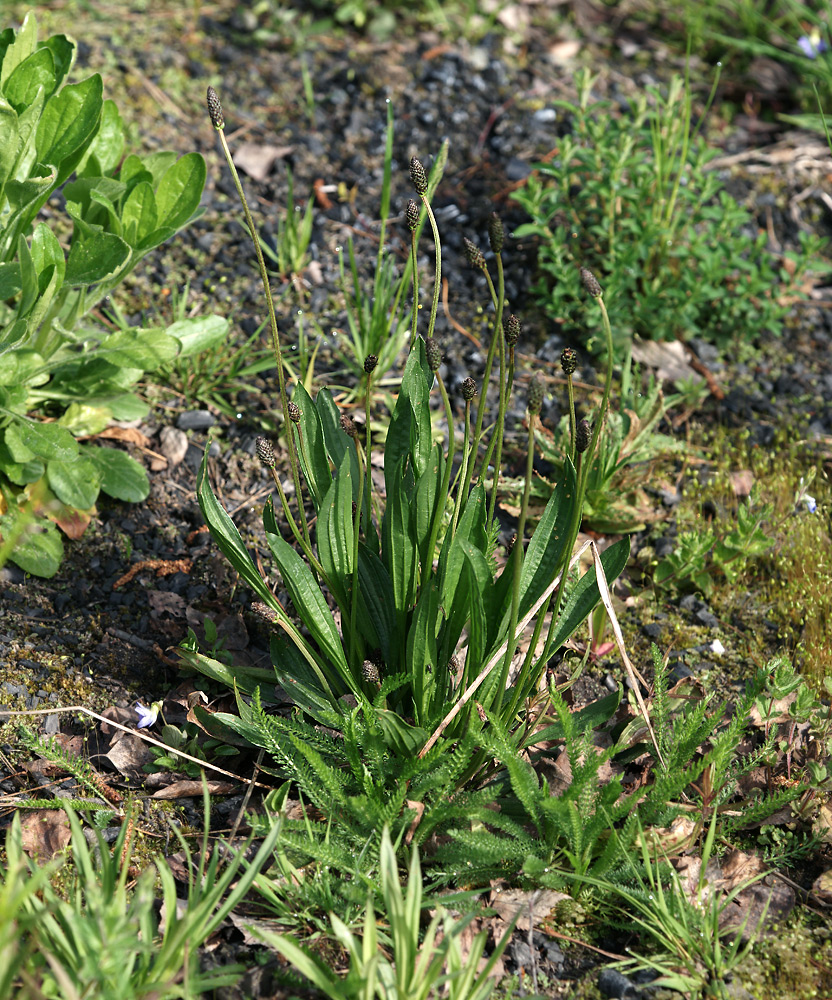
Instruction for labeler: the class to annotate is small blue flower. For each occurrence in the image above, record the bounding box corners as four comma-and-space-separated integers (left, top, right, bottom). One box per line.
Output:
797, 32, 828, 59
135, 700, 162, 728
803, 494, 818, 514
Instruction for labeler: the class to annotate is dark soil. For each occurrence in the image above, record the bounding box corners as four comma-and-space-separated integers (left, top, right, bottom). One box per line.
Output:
3, 2, 832, 998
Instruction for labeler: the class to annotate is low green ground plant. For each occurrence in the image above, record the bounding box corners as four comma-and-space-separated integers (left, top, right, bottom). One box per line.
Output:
0, 790, 283, 1000
184, 87, 629, 794
511, 67, 819, 359
250, 826, 520, 1000
0, 11, 211, 577
259, 165, 315, 281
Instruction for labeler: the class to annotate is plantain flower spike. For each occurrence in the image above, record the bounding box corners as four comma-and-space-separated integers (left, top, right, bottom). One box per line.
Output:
256, 436, 276, 468
405, 198, 420, 232
560, 347, 578, 375
460, 376, 477, 402
580, 267, 602, 297
463, 237, 485, 269
527, 372, 545, 415
206, 86, 225, 130
340, 414, 359, 439
488, 212, 505, 254
503, 313, 520, 346
425, 337, 442, 373
409, 157, 428, 195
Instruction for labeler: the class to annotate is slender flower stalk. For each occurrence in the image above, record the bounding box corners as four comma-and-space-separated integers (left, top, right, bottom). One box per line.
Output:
450, 377, 478, 540
422, 339, 455, 588
495, 373, 545, 716
257, 437, 327, 578
537, 269, 616, 672
410, 157, 442, 340
206, 87, 310, 552
406, 198, 421, 350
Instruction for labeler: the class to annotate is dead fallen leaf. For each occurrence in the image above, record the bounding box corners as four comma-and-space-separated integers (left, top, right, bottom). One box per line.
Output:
814, 801, 832, 844
405, 800, 425, 845
148, 590, 187, 619
489, 886, 569, 931
233, 141, 293, 182
96, 427, 152, 447
102, 731, 153, 777
630, 338, 702, 384
721, 849, 766, 889
811, 868, 832, 904
151, 779, 237, 799
730, 470, 754, 498
19, 809, 71, 860
156, 425, 188, 470
53, 506, 93, 539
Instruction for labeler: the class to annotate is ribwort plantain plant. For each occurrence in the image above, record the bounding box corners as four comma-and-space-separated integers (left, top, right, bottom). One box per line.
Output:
187, 86, 629, 778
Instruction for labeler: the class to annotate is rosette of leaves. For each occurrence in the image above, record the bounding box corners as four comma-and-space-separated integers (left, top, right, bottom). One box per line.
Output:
0, 12, 215, 577
189, 341, 629, 766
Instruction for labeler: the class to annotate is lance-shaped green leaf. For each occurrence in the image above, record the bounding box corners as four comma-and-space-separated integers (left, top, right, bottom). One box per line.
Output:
314, 388, 356, 487
41, 33, 76, 95
0, 11, 37, 88
0, 97, 20, 192
315, 448, 354, 609
263, 498, 351, 688
458, 536, 490, 677
196, 446, 283, 612
154, 152, 206, 231
120, 180, 156, 248
381, 456, 418, 629
518, 460, 576, 614
4, 47, 55, 113
6, 418, 78, 462
356, 543, 397, 670
77, 98, 123, 177
292, 381, 331, 509
414, 441, 443, 572
547, 536, 631, 653
408, 580, 441, 723
2, 511, 63, 578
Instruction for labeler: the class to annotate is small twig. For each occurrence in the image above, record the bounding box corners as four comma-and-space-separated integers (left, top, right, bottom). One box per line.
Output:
229, 748, 265, 845
0, 706, 273, 790
590, 540, 663, 767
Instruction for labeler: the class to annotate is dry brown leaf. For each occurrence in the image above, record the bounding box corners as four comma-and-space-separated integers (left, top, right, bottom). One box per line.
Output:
814, 801, 832, 843
96, 426, 152, 447
102, 731, 153, 777
148, 590, 187, 619
811, 868, 832, 904
489, 886, 569, 931
151, 780, 237, 799
19, 809, 72, 860
730, 470, 755, 498
405, 799, 425, 845
233, 141, 294, 181
53, 507, 93, 540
